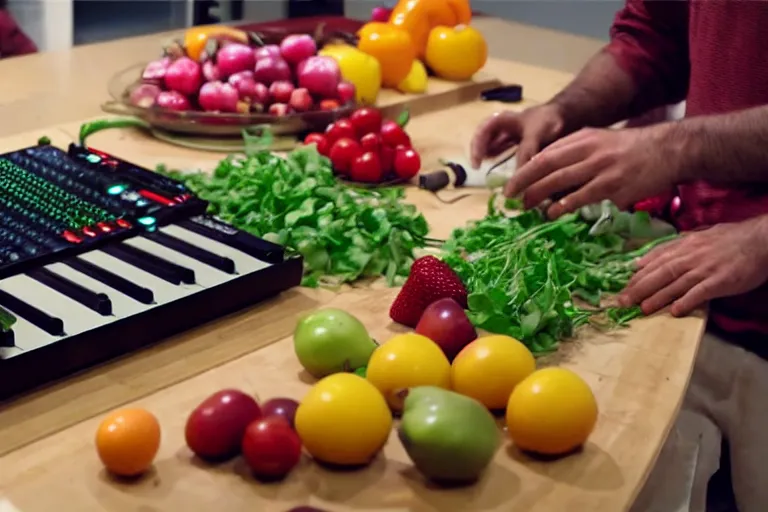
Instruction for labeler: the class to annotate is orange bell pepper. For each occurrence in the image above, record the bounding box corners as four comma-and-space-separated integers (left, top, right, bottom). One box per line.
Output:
184, 25, 249, 62
357, 22, 416, 88
388, 0, 472, 58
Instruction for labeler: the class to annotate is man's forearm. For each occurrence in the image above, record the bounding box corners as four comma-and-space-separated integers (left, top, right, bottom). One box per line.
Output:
666, 106, 768, 184
548, 49, 641, 135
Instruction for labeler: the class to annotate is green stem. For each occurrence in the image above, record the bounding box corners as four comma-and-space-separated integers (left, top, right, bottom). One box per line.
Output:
78, 117, 149, 146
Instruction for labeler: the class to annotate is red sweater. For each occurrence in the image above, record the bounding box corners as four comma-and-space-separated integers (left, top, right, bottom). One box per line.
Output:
608, 1, 768, 339
0, 10, 37, 58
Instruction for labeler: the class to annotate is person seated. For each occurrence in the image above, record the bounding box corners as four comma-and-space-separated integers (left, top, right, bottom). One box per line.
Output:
0, 0, 37, 59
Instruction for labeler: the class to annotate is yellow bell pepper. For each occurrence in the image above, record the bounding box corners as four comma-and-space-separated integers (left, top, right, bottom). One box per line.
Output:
425, 25, 488, 81
397, 59, 428, 94
389, 0, 472, 58
318, 43, 382, 104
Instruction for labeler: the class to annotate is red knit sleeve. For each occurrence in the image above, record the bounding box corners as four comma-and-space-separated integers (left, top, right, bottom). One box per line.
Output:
0, 11, 38, 58
606, 0, 689, 113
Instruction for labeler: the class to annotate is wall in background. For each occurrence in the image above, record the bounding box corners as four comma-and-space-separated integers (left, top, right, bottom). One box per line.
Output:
8, 0, 73, 51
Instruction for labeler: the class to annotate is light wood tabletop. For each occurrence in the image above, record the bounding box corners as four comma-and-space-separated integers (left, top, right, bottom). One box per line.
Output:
0, 18, 703, 512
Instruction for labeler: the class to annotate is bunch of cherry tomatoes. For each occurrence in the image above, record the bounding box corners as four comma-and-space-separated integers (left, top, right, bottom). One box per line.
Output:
304, 107, 421, 184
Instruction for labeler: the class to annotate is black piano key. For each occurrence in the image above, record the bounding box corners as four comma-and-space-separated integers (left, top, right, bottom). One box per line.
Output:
0, 329, 14, 348
28, 268, 113, 316
0, 289, 65, 335
180, 217, 284, 264
145, 231, 236, 274
64, 257, 155, 305
103, 244, 195, 285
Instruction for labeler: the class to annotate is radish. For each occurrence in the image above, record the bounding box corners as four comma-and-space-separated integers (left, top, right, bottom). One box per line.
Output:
297, 56, 341, 99
216, 43, 257, 78
198, 81, 242, 113
371, 6, 392, 22
202, 60, 221, 82
156, 90, 191, 111
142, 57, 170, 84
268, 103, 292, 116
254, 44, 281, 60
228, 70, 255, 88
165, 57, 203, 96
129, 83, 162, 108
336, 81, 356, 104
289, 88, 313, 112
280, 34, 317, 66
253, 56, 292, 86
269, 81, 295, 104
233, 77, 269, 106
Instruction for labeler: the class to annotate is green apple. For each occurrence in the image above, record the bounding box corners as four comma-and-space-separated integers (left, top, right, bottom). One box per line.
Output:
293, 308, 377, 378
398, 386, 500, 484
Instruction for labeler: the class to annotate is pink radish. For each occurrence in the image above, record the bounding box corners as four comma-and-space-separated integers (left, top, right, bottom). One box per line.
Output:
297, 56, 341, 99
253, 56, 292, 86
202, 60, 221, 82
156, 90, 191, 111
288, 88, 313, 112
254, 45, 281, 60
228, 70, 255, 88
129, 83, 162, 108
216, 43, 257, 78
142, 57, 170, 84
279, 34, 317, 66
269, 81, 295, 104
198, 81, 242, 113
371, 6, 392, 22
268, 103, 292, 116
164, 57, 203, 96
234, 77, 270, 105
336, 81, 356, 104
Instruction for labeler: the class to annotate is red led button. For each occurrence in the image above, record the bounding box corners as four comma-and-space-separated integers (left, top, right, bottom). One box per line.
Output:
116, 219, 132, 229
97, 222, 113, 233
62, 230, 83, 244
139, 189, 176, 207
82, 226, 98, 238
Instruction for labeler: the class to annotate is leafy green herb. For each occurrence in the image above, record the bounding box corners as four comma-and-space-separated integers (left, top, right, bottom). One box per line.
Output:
441, 200, 677, 355
0, 305, 17, 333
158, 144, 431, 287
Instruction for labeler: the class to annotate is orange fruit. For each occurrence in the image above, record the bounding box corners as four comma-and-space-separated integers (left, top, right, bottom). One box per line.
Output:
506, 368, 598, 456
451, 335, 536, 409
95, 408, 161, 476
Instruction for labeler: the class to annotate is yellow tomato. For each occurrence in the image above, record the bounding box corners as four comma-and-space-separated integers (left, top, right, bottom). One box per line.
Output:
295, 373, 392, 466
506, 368, 598, 456
357, 22, 417, 88
425, 24, 488, 81
451, 335, 535, 410
318, 43, 382, 104
366, 333, 451, 412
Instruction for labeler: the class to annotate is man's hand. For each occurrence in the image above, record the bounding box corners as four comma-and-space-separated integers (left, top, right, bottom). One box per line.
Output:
470, 105, 566, 169
504, 124, 685, 218
619, 216, 768, 316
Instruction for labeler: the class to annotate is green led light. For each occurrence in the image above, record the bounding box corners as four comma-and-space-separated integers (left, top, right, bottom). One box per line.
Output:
86, 154, 101, 164
138, 216, 156, 226
107, 184, 126, 195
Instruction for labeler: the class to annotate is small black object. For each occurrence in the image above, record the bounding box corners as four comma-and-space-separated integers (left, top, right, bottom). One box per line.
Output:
419, 171, 450, 192
444, 162, 468, 187
481, 84, 523, 103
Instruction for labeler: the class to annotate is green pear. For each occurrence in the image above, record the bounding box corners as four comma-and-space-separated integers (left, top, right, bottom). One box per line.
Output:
398, 386, 500, 484
293, 308, 377, 378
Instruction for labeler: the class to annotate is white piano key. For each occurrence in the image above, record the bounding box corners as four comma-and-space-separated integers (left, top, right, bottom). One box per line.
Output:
161, 225, 272, 275
123, 237, 233, 288
78, 250, 198, 305
0, 275, 109, 336
44, 262, 150, 318
0, 345, 23, 359
0, 312, 58, 354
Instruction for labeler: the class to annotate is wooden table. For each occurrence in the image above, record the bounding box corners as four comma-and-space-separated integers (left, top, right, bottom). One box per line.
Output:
0, 20, 704, 512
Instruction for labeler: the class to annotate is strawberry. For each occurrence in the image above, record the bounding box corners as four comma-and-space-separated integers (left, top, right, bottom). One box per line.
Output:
389, 255, 468, 327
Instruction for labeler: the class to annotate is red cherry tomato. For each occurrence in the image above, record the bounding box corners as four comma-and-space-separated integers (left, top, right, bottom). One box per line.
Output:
380, 120, 410, 148
325, 119, 357, 146
394, 147, 421, 180
329, 137, 363, 175
380, 145, 396, 175
350, 108, 383, 137
360, 132, 381, 154
241, 417, 302, 479
350, 152, 383, 183
303, 133, 329, 156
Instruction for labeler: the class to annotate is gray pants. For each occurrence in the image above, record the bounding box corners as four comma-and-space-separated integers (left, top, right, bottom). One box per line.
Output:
631, 331, 768, 512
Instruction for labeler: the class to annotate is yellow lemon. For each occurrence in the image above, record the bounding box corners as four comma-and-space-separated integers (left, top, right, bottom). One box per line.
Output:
295, 373, 392, 466
451, 335, 536, 409
506, 368, 598, 456
366, 333, 451, 412
396, 59, 428, 94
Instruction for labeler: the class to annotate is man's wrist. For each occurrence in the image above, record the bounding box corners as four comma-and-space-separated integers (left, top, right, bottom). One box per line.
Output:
650, 120, 701, 184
